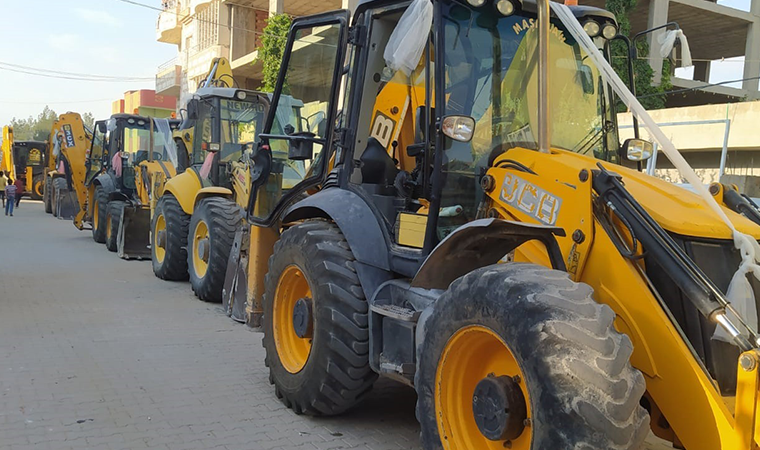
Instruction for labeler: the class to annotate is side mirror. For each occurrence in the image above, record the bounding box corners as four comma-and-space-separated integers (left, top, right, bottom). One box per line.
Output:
186, 100, 199, 121
249, 144, 272, 185
288, 132, 316, 161
622, 138, 654, 161
441, 115, 476, 143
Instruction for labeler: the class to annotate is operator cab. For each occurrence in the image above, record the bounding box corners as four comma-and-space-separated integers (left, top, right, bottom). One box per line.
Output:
84, 114, 180, 194
247, 0, 623, 273
184, 88, 270, 188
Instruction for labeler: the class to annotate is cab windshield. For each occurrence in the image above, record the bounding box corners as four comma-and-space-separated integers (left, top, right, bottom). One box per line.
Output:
437, 1, 618, 236
193, 96, 267, 165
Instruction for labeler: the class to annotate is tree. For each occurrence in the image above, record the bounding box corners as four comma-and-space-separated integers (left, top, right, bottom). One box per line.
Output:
606, 0, 672, 111
82, 112, 95, 129
10, 106, 59, 141
255, 13, 292, 92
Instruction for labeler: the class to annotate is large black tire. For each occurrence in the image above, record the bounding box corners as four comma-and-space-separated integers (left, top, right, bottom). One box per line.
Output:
53, 177, 68, 218
92, 186, 108, 243
415, 263, 649, 450
31, 174, 44, 200
152, 194, 191, 280
263, 220, 377, 416
105, 201, 126, 252
187, 197, 242, 302
43, 177, 52, 214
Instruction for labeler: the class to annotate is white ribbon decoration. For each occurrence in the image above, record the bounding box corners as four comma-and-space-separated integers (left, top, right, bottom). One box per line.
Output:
658, 29, 693, 68
552, 2, 758, 343
383, 0, 433, 76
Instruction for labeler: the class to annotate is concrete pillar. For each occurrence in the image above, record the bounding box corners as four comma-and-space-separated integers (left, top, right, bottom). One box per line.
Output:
269, 0, 283, 15
693, 60, 711, 82
218, 2, 231, 59
342, 0, 358, 12
744, 19, 760, 91
647, 0, 670, 85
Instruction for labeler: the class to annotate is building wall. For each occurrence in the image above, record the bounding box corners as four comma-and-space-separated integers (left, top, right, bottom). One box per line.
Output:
111, 90, 177, 119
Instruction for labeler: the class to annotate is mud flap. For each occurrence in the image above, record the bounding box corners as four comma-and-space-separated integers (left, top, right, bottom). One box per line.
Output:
55, 190, 80, 221
223, 228, 248, 323
117, 206, 152, 260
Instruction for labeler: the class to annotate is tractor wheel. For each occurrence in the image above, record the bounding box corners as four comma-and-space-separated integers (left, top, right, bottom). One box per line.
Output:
44, 177, 52, 214
188, 197, 242, 302
262, 220, 377, 415
53, 177, 68, 218
31, 174, 44, 200
105, 200, 126, 252
152, 194, 190, 281
415, 263, 649, 450
91, 186, 108, 243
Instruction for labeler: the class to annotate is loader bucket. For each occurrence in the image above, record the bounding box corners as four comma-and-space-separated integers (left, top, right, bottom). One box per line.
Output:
55, 190, 80, 220
117, 205, 152, 260
222, 228, 247, 323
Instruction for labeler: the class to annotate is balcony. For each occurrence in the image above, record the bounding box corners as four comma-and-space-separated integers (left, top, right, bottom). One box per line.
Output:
157, 0, 182, 44
156, 57, 182, 97
191, 0, 214, 13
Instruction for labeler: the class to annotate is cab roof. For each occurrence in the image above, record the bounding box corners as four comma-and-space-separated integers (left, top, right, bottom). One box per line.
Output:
355, 0, 616, 24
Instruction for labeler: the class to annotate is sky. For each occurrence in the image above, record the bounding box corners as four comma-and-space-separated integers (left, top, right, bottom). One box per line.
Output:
0, 0, 176, 126
0, 0, 753, 127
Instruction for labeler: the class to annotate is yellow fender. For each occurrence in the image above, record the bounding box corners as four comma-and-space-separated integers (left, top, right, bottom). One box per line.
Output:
163, 170, 203, 215
194, 187, 233, 208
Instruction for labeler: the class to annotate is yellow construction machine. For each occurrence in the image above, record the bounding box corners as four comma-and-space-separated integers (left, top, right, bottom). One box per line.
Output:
44, 113, 92, 219
1, 125, 48, 200
82, 114, 180, 258
150, 57, 271, 302
218, 1, 760, 449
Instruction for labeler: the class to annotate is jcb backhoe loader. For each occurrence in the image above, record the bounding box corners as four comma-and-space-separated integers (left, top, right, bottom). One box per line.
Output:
83, 114, 179, 258
44, 113, 92, 219
150, 57, 272, 302
226, 1, 760, 449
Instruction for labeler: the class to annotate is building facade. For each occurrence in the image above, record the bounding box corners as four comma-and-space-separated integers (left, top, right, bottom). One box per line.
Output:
155, 0, 355, 109
111, 89, 178, 119
585, 0, 760, 106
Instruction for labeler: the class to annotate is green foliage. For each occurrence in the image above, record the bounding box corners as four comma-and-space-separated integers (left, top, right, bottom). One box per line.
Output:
10, 105, 58, 141
606, 0, 671, 111
82, 112, 95, 130
255, 13, 292, 93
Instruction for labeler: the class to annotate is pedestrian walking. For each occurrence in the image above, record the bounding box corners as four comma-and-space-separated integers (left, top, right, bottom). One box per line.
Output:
5, 179, 16, 216
0, 171, 6, 208
13, 178, 23, 208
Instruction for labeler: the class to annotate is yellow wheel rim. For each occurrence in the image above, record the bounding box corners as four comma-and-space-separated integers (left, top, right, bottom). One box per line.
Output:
436, 325, 532, 450
273, 265, 313, 373
192, 219, 209, 278
93, 202, 99, 229
35, 181, 43, 197
154, 213, 166, 264
106, 211, 112, 240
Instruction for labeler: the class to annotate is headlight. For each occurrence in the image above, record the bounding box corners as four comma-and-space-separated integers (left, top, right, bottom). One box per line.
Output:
495, 0, 515, 16
467, 0, 486, 7
602, 23, 618, 40
583, 20, 601, 37
236, 90, 247, 100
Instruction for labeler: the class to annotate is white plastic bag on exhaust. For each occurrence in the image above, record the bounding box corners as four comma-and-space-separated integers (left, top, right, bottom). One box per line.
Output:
658, 29, 692, 67
383, 0, 433, 76
552, 2, 758, 343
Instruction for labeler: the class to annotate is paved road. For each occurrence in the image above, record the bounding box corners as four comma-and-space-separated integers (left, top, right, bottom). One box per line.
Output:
0, 201, 671, 450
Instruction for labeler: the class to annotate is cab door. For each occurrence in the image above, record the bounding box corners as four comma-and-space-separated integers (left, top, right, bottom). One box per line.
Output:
84, 120, 107, 186
246, 10, 350, 226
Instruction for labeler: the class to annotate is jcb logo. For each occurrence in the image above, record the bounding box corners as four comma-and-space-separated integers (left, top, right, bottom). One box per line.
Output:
370, 112, 395, 148
499, 172, 562, 225
63, 124, 75, 148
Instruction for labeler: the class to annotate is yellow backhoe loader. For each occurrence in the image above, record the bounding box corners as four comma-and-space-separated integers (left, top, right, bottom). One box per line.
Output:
82, 114, 179, 258
223, 1, 760, 449
150, 57, 271, 302
1, 126, 48, 200
44, 113, 92, 219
